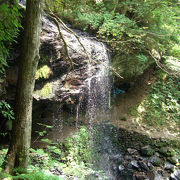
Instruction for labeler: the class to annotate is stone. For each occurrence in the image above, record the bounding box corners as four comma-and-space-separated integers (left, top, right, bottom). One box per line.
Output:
147, 170, 164, 180
118, 165, 125, 171
112, 164, 118, 171
149, 156, 162, 166
168, 155, 179, 165
138, 161, 149, 171
134, 172, 148, 180
141, 145, 155, 156
164, 162, 175, 172
125, 155, 132, 161
131, 160, 139, 169
147, 162, 154, 170
127, 148, 138, 155
170, 169, 180, 180
154, 172, 164, 180
159, 147, 175, 157
118, 169, 134, 180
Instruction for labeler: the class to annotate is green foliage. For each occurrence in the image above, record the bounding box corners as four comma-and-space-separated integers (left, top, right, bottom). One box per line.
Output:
27, 127, 99, 179
0, 100, 14, 120
134, 76, 180, 128
137, 54, 148, 64
61, 126, 102, 179
33, 123, 53, 146
49, 0, 179, 74
0, 148, 63, 180
0, 2, 22, 75
12, 169, 63, 180
0, 148, 8, 168
98, 13, 137, 39
63, 126, 91, 163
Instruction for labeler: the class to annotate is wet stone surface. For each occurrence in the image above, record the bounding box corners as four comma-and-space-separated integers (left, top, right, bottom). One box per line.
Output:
92, 124, 180, 180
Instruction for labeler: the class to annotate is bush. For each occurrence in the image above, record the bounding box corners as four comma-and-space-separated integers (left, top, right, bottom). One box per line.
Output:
135, 76, 180, 128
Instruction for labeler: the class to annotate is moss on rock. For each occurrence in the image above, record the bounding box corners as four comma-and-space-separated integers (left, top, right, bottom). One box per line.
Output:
35, 65, 52, 80
34, 83, 53, 98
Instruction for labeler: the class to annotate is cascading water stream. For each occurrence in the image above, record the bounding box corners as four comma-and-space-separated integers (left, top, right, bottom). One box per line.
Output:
85, 43, 110, 127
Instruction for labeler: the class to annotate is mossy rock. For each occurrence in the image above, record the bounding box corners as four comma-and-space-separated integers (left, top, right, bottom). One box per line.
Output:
149, 156, 162, 166
34, 82, 53, 99
140, 145, 155, 156
159, 147, 175, 157
35, 65, 52, 80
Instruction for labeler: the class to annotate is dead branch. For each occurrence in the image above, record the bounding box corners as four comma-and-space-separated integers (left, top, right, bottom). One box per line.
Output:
48, 11, 92, 64
149, 51, 179, 77
48, 14, 74, 81
49, 15, 74, 67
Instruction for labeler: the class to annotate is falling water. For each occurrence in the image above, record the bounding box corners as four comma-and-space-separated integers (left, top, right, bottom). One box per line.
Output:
86, 42, 110, 125
40, 16, 120, 179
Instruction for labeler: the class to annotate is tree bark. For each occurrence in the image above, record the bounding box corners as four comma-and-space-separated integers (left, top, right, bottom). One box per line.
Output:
4, 0, 44, 174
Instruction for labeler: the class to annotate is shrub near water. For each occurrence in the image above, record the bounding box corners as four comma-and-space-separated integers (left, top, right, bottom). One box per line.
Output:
61, 127, 94, 178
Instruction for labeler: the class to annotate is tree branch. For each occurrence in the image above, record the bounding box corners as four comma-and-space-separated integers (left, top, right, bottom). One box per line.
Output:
48, 11, 92, 64
149, 51, 179, 77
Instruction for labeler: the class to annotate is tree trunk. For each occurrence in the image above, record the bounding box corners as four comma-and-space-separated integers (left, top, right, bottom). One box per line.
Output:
4, 0, 44, 174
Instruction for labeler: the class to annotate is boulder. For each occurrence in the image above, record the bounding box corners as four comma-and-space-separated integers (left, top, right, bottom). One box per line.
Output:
159, 147, 175, 157
164, 162, 175, 172
167, 155, 179, 165
149, 156, 162, 166
140, 145, 155, 156
170, 169, 180, 180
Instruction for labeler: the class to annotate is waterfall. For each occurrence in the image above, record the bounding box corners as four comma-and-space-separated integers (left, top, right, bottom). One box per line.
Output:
85, 42, 110, 125
34, 16, 118, 179
42, 16, 111, 124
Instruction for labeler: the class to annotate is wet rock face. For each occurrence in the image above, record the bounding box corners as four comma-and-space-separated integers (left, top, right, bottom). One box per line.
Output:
6, 15, 110, 113
33, 16, 110, 112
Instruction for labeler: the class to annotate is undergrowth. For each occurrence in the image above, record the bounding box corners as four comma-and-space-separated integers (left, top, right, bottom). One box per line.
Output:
1, 125, 180, 179
132, 75, 180, 130
0, 127, 105, 180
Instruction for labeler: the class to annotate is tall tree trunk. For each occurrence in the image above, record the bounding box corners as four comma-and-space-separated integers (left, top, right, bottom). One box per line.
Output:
4, 0, 44, 174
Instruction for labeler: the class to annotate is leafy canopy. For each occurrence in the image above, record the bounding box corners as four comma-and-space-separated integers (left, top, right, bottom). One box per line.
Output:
0, 2, 22, 76
47, 0, 179, 71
